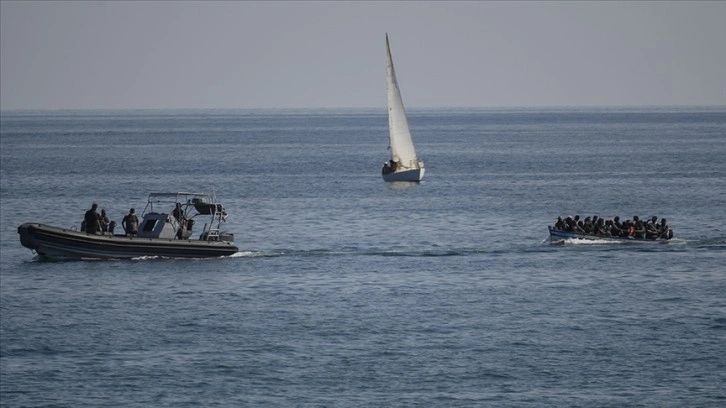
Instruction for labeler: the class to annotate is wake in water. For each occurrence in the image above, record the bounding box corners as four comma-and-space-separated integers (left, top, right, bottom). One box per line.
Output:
228, 250, 280, 258
242, 247, 476, 258
547, 237, 627, 246
127, 250, 278, 261
545, 236, 712, 249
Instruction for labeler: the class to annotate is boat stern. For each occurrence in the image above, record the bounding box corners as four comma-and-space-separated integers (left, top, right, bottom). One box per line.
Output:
18, 223, 40, 251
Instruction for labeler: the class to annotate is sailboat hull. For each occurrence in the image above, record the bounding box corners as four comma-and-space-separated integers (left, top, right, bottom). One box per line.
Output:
382, 167, 424, 182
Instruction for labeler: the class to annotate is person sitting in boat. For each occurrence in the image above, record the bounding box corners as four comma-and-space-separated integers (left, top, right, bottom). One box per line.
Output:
555, 217, 566, 230
645, 220, 659, 239
658, 218, 673, 239
382, 160, 398, 175
625, 217, 637, 236
621, 219, 636, 238
100, 209, 110, 233
632, 220, 647, 239
564, 216, 585, 234
649, 216, 658, 226
593, 218, 610, 237
577, 220, 587, 234
84, 203, 101, 235
608, 219, 624, 237
585, 216, 599, 234
122, 208, 139, 236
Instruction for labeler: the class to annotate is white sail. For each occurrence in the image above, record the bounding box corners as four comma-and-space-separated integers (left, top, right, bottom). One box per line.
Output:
386, 34, 419, 169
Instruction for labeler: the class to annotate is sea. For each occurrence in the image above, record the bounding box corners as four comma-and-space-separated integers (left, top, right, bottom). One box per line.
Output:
1, 106, 725, 407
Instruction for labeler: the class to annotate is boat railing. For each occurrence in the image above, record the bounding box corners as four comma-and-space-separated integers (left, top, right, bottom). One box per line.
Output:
399, 158, 423, 169
198, 222, 224, 241
206, 227, 221, 241
144, 192, 215, 215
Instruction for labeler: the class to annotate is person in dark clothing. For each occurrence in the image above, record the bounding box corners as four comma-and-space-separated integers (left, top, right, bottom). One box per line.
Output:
99, 209, 110, 233
594, 218, 609, 236
84, 203, 101, 235
555, 217, 565, 230
122, 208, 139, 236
633, 220, 647, 239
645, 219, 659, 239
658, 218, 673, 239
172, 203, 187, 238
172, 203, 183, 221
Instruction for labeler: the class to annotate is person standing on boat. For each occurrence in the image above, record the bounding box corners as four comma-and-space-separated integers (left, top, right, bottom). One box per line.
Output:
84, 203, 101, 235
122, 208, 139, 236
172, 203, 183, 222
172, 202, 190, 239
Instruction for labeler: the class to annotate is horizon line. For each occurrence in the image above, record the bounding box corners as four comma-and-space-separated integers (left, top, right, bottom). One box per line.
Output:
2, 104, 726, 113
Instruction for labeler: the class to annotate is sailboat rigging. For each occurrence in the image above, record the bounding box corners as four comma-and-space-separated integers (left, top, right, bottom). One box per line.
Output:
381, 33, 425, 182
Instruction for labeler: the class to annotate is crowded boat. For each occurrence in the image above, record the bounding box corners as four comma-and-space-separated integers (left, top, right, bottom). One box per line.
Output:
550, 215, 673, 241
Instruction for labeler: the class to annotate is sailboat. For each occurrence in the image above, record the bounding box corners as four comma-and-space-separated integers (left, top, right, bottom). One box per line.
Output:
381, 33, 425, 182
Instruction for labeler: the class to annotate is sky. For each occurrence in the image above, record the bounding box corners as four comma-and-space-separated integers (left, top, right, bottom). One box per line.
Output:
1, 1, 725, 110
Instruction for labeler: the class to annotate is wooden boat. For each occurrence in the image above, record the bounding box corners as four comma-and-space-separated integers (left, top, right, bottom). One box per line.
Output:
18, 192, 238, 260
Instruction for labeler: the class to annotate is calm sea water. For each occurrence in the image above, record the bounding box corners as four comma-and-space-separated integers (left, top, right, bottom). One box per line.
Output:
1, 107, 725, 407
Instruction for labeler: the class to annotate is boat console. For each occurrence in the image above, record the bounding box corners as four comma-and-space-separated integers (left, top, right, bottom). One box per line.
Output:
137, 213, 190, 239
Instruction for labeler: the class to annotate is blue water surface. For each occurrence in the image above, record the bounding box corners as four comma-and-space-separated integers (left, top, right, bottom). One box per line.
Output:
1, 107, 725, 407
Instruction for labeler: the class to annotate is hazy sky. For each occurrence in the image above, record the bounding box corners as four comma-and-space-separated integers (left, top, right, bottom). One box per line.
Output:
1, 1, 725, 110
